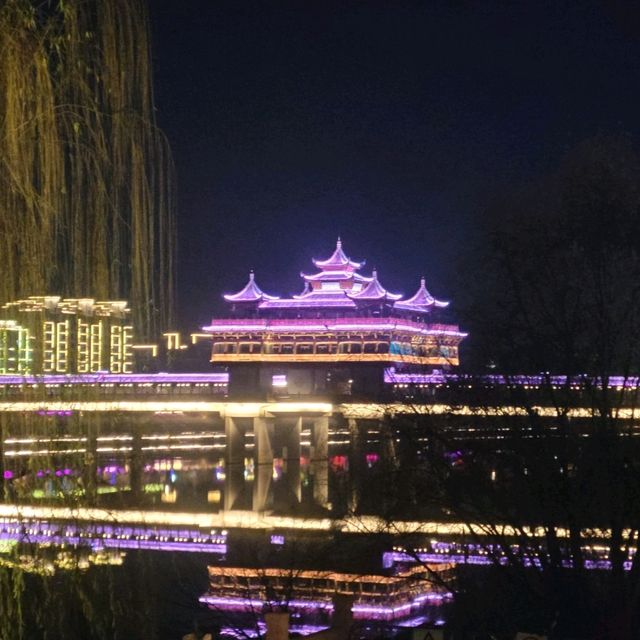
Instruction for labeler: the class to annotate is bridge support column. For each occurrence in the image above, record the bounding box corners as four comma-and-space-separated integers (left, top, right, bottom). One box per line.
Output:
311, 416, 329, 508
280, 417, 301, 506
224, 416, 249, 510
253, 417, 275, 512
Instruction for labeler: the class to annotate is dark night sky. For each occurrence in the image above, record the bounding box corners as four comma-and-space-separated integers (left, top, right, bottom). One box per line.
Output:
149, 0, 640, 331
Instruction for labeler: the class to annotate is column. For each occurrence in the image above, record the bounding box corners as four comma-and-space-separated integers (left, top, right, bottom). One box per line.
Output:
253, 417, 274, 512
224, 416, 247, 511
348, 418, 366, 513
283, 417, 301, 503
311, 416, 329, 507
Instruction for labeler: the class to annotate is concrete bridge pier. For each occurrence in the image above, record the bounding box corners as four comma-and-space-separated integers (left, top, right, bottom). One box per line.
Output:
253, 417, 275, 512
310, 416, 329, 508
348, 418, 367, 513
224, 410, 331, 513
224, 416, 251, 510
277, 417, 302, 508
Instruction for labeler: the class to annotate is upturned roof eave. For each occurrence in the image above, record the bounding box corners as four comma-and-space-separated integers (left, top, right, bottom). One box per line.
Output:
223, 272, 279, 302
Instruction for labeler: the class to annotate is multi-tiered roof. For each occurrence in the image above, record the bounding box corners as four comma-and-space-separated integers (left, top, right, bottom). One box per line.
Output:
224, 239, 448, 317
206, 239, 465, 371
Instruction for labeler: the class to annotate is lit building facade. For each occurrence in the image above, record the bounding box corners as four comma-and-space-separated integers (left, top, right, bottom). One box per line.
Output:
204, 239, 466, 397
0, 296, 134, 374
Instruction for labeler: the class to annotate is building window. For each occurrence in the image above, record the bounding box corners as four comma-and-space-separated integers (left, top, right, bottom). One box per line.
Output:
316, 342, 337, 354
295, 343, 313, 355
272, 374, 287, 388
338, 342, 362, 354
239, 342, 260, 354
213, 342, 237, 354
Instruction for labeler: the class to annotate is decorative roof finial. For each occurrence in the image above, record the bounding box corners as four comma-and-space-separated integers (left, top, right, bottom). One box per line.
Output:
392, 275, 449, 310
223, 270, 279, 302
311, 238, 365, 270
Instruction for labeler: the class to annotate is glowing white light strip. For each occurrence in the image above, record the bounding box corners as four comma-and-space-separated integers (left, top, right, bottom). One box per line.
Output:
5, 437, 87, 444
0, 400, 634, 420
140, 444, 221, 451
0, 401, 333, 415
0, 505, 628, 541
141, 434, 218, 440
5, 449, 87, 456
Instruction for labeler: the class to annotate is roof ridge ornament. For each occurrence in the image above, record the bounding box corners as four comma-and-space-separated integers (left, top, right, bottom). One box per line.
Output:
312, 238, 365, 270
224, 271, 279, 302
393, 276, 449, 311
347, 269, 402, 301
219, 245, 451, 316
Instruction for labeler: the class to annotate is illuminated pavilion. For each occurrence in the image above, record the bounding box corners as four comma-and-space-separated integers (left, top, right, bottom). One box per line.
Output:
203, 239, 466, 397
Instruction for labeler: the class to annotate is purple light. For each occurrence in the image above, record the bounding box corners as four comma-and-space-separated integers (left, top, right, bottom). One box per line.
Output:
203, 317, 464, 336
219, 623, 329, 639
97, 465, 126, 475
312, 239, 364, 271
383, 550, 634, 572
200, 591, 450, 621
261, 298, 357, 309
100, 540, 227, 553
351, 593, 450, 619
199, 595, 333, 611
224, 272, 280, 303
272, 375, 287, 388
365, 453, 379, 467
3, 471, 13, 479
0, 373, 229, 386
0, 520, 228, 555
384, 368, 640, 388
0, 531, 228, 554
37, 409, 73, 416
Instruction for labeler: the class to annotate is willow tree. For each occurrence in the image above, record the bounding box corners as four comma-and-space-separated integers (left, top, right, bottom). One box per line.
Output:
0, 2, 176, 637
0, 0, 175, 340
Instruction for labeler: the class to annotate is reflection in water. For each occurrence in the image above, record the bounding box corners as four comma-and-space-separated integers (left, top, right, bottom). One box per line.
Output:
1, 411, 394, 516
0, 411, 455, 638
0, 544, 124, 575
0, 521, 452, 639
200, 565, 452, 637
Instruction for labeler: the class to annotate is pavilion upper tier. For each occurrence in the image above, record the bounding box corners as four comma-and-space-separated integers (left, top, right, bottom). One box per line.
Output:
222, 239, 449, 319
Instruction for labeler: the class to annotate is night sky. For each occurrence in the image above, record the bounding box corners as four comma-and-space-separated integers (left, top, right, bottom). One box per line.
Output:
149, 0, 640, 330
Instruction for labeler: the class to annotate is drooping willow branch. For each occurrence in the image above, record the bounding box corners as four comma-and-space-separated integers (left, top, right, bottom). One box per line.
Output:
0, 3, 175, 636
0, 0, 175, 341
